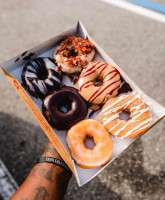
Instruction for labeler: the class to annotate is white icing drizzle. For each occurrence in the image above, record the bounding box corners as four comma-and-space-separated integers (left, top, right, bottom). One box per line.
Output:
51, 76, 61, 83
25, 72, 38, 78
25, 76, 35, 92
113, 107, 149, 137
130, 103, 144, 115
36, 80, 47, 94
103, 113, 119, 125
108, 120, 123, 132
132, 123, 150, 134
101, 95, 128, 113
103, 96, 138, 116
44, 58, 55, 70
26, 65, 37, 73
102, 95, 151, 138
120, 118, 151, 139
45, 79, 53, 86
119, 81, 125, 89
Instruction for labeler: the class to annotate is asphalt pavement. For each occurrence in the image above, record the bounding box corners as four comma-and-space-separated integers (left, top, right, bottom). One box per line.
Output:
0, 0, 165, 199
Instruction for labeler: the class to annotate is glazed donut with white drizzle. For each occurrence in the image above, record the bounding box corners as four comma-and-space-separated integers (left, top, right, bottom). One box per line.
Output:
21, 57, 62, 99
101, 95, 151, 139
77, 61, 121, 105
53, 36, 95, 74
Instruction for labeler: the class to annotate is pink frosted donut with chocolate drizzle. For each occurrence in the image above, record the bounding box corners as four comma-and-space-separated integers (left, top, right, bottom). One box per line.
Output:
101, 95, 151, 139
77, 61, 121, 105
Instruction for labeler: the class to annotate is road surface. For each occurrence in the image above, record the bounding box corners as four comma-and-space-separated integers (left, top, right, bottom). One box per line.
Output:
0, 0, 165, 199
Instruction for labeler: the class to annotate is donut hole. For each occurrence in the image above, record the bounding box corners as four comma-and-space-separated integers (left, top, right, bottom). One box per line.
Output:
68, 49, 78, 57
84, 136, 96, 150
94, 77, 103, 86
119, 110, 131, 121
37, 68, 48, 80
58, 100, 72, 113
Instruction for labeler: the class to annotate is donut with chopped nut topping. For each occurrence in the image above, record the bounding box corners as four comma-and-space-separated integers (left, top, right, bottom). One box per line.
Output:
53, 36, 95, 74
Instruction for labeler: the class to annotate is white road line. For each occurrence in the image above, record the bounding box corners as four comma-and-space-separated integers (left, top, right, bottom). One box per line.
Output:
0, 159, 18, 200
101, 0, 165, 24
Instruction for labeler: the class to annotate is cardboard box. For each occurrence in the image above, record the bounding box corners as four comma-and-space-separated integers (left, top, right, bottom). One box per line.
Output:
1, 21, 165, 186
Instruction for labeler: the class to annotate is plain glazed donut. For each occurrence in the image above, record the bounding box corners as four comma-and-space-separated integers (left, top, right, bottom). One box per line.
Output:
53, 36, 95, 74
77, 61, 121, 105
66, 119, 113, 168
42, 87, 88, 130
101, 95, 151, 139
21, 57, 62, 99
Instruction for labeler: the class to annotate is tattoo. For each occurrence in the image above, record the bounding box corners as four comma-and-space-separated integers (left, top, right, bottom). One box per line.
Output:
44, 146, 57, 155
33, 186, 49, 200
44, 165, 54, 182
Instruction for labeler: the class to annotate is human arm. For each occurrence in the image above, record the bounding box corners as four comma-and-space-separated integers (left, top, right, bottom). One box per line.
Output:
10, 142, 71, 200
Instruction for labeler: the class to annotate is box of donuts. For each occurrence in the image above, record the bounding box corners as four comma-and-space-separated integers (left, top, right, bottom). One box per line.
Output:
1, 21, 165, 186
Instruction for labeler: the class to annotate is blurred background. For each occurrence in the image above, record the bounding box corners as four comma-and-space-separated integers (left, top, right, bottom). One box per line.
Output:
0, 0, 165, 199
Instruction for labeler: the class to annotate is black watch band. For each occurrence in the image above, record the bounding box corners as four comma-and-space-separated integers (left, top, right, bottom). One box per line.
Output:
36, 157, 72, 176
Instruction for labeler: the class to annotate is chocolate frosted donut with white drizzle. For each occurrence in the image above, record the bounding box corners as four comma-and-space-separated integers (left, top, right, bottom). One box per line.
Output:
101, 95, 151, 139
77, 61, 121, 105
21, 57, 62, 99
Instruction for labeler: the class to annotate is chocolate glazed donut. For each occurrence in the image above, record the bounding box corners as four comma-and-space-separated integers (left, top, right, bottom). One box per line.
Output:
42, 87, 88, 130
21, 57, 62, 99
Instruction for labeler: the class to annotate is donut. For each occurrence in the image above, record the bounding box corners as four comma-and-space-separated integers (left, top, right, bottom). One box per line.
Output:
77, 61, 121, 105
42, 87, 88, 130
101, 95, 151, 139
66, 119, 113, 168
21, 57, 62, 99
53, 36, 95, 74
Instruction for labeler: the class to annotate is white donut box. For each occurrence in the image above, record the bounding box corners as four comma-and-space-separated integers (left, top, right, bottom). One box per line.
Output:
1, 21, 165, 186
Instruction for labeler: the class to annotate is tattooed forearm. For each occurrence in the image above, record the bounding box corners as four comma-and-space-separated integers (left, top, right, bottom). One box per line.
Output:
31, 165, 46, 179
33, 186, 49, 200
10, 143, 71, 200
44, 165, 55, 182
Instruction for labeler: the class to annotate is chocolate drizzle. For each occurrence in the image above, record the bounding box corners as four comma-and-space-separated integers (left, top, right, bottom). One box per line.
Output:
15, 51, 29, 62
15, 57, 20, 62
22, 51, 28, 56
23, 53, 36, 60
